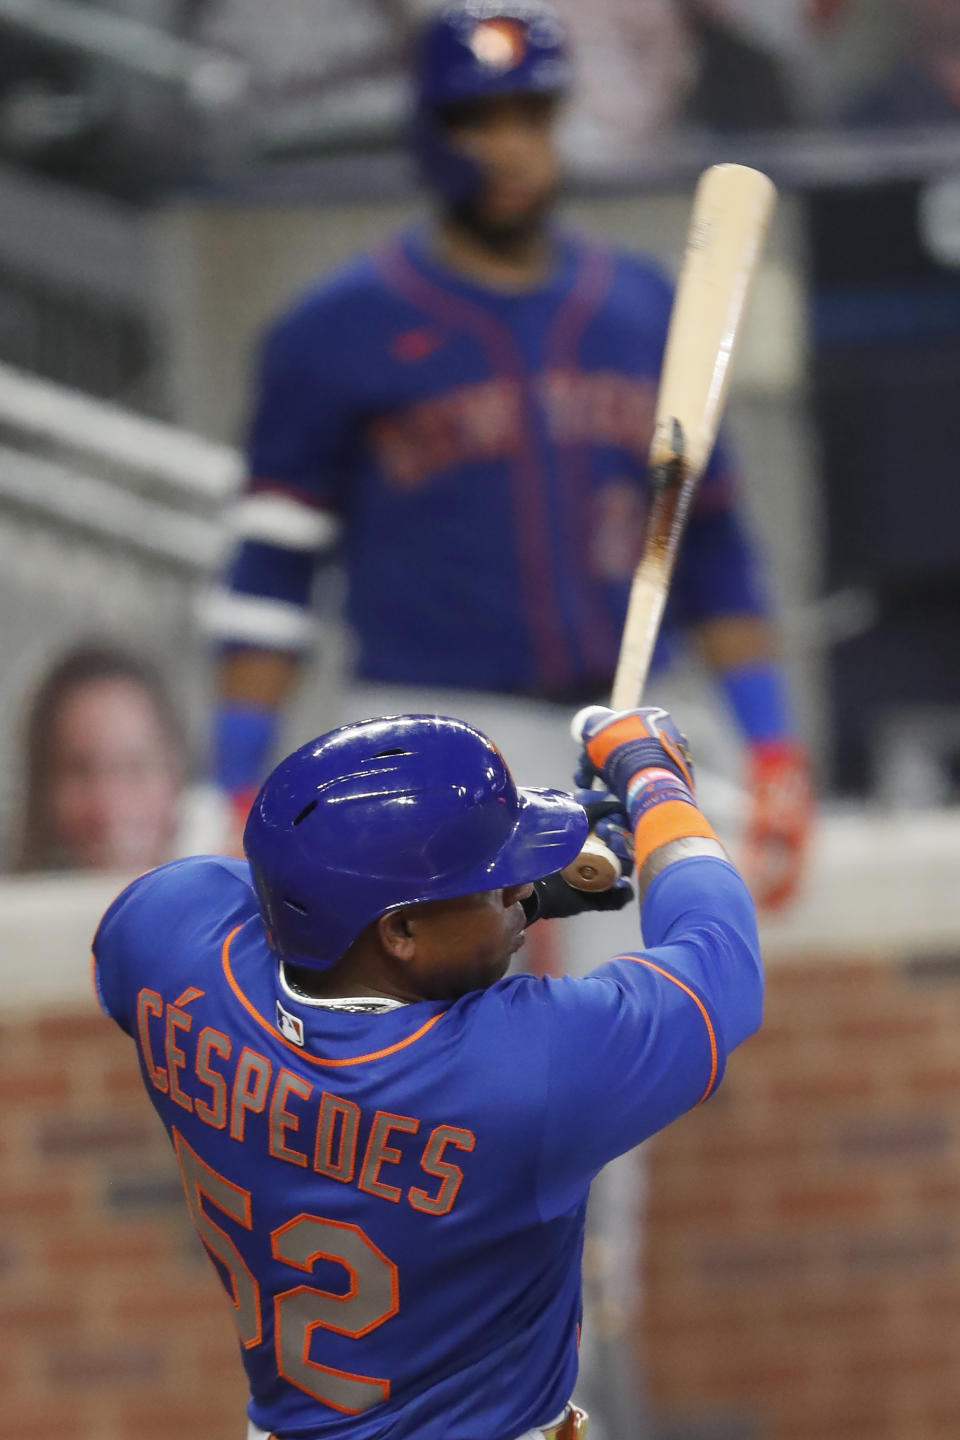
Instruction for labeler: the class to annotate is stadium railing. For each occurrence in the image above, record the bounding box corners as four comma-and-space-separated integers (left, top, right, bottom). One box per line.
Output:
0, 360, 242, 841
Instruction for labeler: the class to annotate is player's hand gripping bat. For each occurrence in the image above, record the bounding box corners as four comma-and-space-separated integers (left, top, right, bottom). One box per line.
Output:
563, 163, 777, 892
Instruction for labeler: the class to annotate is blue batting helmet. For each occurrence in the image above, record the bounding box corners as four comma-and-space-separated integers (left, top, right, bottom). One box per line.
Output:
412, 1, 571, 203
243, 714, 588, 971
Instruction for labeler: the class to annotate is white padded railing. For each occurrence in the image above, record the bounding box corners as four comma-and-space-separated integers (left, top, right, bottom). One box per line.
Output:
0, 363, 246, 849
0, 361, 241, 507
0, 445, 225, 570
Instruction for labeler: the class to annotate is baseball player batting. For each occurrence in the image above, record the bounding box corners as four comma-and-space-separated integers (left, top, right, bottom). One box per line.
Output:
94, 703, 764, 1440
208, 0, 812, 916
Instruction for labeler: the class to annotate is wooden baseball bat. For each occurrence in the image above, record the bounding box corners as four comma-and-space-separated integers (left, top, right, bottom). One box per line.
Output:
563, 163, 777, 892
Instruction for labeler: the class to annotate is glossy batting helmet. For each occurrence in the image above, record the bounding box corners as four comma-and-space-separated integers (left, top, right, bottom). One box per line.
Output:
243, 714, 587, 971
412, 1, 571, 203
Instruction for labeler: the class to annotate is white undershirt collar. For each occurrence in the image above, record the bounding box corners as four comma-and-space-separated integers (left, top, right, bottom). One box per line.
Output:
278, 962, 407, 1013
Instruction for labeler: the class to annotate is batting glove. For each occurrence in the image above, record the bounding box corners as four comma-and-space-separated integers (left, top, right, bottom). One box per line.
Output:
575, 705, 695, 811
575, 705, 721, 879
744, 738, 813, 910
522, 788, 634, 923
523, 870, 634, 923
576, 788, 634, 876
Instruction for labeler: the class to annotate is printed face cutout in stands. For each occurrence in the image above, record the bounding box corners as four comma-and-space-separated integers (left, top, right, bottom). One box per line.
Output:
44, 676, 182, 873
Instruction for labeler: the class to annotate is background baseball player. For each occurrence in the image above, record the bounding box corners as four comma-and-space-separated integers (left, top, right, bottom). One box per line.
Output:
207, 0, 812, 920
93, 703, 764, 1440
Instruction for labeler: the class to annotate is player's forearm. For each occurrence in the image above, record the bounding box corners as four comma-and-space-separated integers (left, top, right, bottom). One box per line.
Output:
217, 647, 303, 710
578, 706, 763, 1055
695, 614, 813, 910
694, 613, 799, 749
623, 761, 763, 1055
693, 613, 777, 675
639, 850, 763, 1054
205, 526, 321, 798
212, 648, 303, 800
572, 846, 762, 1160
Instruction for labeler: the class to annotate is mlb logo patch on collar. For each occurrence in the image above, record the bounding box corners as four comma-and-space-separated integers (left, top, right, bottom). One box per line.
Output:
276, 999, 305, 1047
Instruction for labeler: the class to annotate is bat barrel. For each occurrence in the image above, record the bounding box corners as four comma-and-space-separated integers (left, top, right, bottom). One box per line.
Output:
565, 164, 776, 895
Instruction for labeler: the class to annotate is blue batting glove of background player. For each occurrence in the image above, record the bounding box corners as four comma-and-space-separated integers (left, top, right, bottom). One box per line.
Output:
574, 705, 696, 832
522, 787, 634, 923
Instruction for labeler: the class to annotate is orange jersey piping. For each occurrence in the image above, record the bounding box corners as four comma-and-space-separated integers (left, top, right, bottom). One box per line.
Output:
617, 953, 719, 1103
221, 926, 447, 1067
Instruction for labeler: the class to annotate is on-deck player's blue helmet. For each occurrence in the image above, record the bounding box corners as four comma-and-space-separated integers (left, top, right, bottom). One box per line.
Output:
243, 714, 588, 971
412, 0, 571, 204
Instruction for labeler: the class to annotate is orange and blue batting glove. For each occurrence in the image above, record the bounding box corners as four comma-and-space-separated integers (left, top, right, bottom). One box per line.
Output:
575, 705, 720, 878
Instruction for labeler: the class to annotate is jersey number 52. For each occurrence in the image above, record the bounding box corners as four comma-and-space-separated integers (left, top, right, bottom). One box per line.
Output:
174, 1129, 398, 1415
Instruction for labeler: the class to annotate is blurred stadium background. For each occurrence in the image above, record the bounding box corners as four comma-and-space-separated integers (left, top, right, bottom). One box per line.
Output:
3, 1, 960, 1437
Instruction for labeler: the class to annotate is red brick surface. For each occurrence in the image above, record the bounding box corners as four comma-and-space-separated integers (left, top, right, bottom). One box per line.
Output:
0, 1009, 245, 1440
641, 948, 960, 1440
3, 953, 959, 1439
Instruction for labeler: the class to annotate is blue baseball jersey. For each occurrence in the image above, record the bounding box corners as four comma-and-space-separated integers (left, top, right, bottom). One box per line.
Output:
94, 852, 762, 1440
213, 227, 766, 696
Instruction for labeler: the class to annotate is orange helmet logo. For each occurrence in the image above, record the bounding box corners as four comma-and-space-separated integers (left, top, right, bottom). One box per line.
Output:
468, 17, 527, 71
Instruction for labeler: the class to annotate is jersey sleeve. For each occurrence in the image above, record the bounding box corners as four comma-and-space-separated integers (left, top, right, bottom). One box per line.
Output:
93, 867, 173, 1035
205, 294, 356, 653
527, 855, 763, 1220
246, 295, 358, 509
92, 856, 254, 1036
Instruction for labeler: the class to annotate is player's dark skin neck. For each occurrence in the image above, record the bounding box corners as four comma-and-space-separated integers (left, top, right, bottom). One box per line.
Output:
285, 884, 533, 1005
435, 214, 554, 292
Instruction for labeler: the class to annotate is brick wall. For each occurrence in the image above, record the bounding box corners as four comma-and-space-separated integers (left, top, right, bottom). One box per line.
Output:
642, 950, 960, 1440
0, 1006, 245, 1440
3, 950, 960, 1440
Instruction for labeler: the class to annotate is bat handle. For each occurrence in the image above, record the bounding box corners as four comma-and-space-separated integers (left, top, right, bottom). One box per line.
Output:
560, 834, 622, 893
570, 705, 612, 746
564, 705, 625, 892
